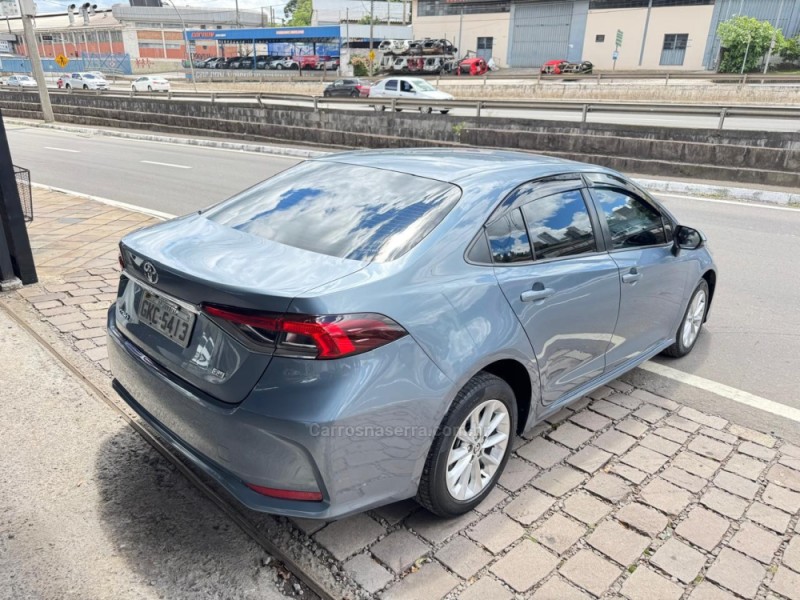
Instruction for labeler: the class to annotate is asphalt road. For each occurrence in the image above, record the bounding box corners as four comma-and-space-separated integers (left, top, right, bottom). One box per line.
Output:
7, 125, 800, 418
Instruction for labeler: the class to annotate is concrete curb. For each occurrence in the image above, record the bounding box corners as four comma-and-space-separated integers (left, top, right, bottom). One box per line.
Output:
633, 177, 800, 206
11, 118, 799, 206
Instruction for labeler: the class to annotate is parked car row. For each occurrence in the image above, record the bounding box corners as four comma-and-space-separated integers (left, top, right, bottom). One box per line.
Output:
196, 55, 339, 71
378, 38, 458, 56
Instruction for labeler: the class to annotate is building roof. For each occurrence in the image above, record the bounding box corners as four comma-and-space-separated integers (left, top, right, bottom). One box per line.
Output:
2, 9, 120, 34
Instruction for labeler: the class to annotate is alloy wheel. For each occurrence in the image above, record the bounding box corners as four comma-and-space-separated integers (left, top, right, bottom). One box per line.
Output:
445, 399, 510, 501
681, 289, 706, 348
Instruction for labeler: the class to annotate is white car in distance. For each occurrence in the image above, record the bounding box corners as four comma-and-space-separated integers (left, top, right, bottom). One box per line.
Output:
368, 76, 454, 114
63, 72, 110, 90
131, 76, 171, 93
6, 75, 38, 88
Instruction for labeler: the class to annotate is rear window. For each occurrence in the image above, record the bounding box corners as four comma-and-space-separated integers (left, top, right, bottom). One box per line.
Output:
205, 161, 461, 262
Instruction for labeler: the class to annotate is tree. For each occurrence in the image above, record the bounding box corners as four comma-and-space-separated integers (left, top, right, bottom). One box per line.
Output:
781, 36, 800, 63
285, 0, 312, 26
717, 16, 784, 73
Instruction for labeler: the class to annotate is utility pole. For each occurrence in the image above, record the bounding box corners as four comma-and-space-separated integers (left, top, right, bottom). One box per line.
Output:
18, 0, 54, 123
763, 0, 785, 74
164, 0, 197, 92
457, 7, 464, 59
235, 0, 241, 27
402, 0, 407, 26
369, 0, 374, 74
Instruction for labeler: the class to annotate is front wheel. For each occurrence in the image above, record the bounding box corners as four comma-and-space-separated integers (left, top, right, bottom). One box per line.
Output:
662, 279, 709, 358
131, 86, 136, 93
147, 85, 152, 92
417, 373, 516, 517
440, 109, 451, 115
83, 84, 88, 90
276, 64, 284, 70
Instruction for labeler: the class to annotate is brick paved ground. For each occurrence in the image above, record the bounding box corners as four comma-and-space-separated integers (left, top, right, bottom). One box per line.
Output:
16, 190, 158, 372
9, 190, 800, 599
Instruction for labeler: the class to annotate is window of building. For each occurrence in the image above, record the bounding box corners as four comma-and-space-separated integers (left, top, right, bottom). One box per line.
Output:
588, 0, 712, 8
595, 34, 605, 43
590, 188, 667, 249
521, 190, 596, 260
417, 0, 510, 17
660, 33, 689, 65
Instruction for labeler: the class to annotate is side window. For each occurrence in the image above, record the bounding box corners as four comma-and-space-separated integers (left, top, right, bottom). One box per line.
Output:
590, 188, 667, 249
521, 190, 596, 260
486, 209, 532, 264
385, 80, 398, 91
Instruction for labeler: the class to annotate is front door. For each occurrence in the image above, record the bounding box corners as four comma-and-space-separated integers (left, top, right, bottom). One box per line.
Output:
491, 185, 620, 405
587, 185, 691, 370
477, 37, 493, 61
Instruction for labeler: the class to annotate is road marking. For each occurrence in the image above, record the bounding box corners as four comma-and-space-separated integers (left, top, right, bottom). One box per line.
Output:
29, 182, 176, 220
656, 193, 800, 212
140, 160, 192, 169
44, 146, 80, 153
640, 361, 800, 424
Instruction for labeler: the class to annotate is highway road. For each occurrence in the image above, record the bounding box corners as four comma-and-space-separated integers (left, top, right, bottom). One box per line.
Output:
7, 124, 800, 435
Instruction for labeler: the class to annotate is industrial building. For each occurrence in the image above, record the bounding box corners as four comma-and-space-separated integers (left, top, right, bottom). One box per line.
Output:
410, 0, 800, 70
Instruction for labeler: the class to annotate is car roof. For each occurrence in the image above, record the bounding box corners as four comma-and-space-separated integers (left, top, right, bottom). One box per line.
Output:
315, 149, 618, 185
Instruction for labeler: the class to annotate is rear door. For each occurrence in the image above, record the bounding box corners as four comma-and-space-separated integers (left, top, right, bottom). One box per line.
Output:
490, 177, 621, 405
586, 175, 690, 370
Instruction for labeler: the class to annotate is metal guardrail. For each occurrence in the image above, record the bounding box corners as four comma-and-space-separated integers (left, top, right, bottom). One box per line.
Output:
3, 87, 799, 130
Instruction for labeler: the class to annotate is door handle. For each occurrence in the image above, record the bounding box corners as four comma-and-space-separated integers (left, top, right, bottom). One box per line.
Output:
520, 286, 555, 303
622, 268, 642, 284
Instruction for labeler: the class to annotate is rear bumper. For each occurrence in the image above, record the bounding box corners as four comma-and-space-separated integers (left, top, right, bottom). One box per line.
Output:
107, 307, 453, 519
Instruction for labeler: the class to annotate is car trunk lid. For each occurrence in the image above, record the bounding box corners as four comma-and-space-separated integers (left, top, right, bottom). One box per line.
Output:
115, 214, 366, 404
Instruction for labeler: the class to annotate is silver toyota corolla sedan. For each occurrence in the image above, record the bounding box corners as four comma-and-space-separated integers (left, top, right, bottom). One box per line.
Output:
108, 149, 716, 519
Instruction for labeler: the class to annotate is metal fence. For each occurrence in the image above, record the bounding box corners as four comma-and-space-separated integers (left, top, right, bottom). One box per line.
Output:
14, 166, 33, 223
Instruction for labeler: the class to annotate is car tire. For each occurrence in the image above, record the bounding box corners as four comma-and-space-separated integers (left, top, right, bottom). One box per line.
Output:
440, 109, 451, 115
131, 86, 136, 93
83, 84, 88, 90
276, 64, 284, 70
65, 83, 71, 90
417, 372, 517, 517
662, 279, 709, 358
147, 85, 152, 92
350, 90, 359, 97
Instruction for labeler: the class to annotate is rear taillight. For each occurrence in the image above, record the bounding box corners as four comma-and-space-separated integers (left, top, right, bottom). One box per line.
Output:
245, 483, 322, 502
203, 305, 407, 359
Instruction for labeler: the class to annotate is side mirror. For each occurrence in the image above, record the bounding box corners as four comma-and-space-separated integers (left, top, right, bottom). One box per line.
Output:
673, 225, 705, 255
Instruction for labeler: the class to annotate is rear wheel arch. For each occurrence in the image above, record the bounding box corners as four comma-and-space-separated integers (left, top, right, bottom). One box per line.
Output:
480, 359, 533, 435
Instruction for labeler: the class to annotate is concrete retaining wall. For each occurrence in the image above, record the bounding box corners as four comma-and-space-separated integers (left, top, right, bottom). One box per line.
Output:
187, 79, 800, 106
2, 93, 798, 188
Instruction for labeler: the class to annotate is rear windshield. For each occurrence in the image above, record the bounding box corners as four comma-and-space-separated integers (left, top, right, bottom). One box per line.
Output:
205, 161, 461, 262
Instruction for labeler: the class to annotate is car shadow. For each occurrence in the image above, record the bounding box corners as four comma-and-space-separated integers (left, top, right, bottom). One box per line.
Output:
94, 427, 281, 598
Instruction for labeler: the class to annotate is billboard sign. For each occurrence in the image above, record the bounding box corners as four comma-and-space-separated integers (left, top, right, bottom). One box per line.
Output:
0, 0, 20, 17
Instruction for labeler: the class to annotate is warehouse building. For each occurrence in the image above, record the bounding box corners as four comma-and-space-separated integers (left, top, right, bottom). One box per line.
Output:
410, 0, 800, 70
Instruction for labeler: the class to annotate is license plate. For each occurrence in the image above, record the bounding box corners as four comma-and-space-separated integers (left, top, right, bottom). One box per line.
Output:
137, 290, 195, 348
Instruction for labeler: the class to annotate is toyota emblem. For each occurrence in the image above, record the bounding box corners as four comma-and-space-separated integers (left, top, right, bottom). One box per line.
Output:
143, 262, 159, 284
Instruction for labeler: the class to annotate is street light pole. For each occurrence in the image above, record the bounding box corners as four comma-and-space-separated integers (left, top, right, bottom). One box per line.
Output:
18, 0, 54, 122
368, 0, 374, 74
164, 0, 197, 92
235, 0, 241, 28
763, 0, 785, 74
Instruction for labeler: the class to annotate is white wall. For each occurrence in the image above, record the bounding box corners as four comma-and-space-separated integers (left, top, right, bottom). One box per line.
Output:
584, 5, 714, 71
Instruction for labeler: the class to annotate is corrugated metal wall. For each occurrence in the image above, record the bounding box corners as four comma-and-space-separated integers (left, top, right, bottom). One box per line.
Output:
509, 1, 587, 68
703, 0, 800, 69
